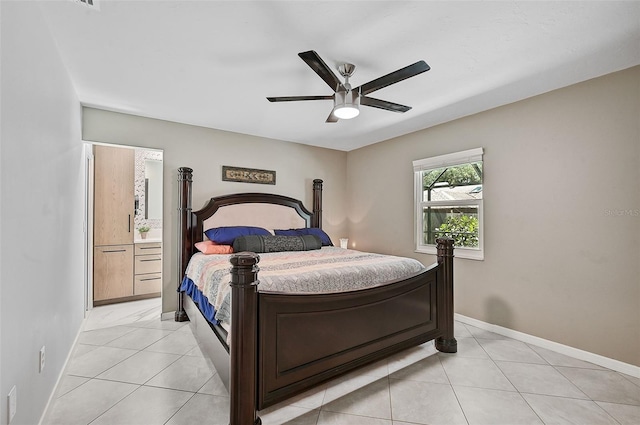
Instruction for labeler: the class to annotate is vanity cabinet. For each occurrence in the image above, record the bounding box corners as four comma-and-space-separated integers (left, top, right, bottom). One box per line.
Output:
94, 245, 134, 301
134, 242, 162, 295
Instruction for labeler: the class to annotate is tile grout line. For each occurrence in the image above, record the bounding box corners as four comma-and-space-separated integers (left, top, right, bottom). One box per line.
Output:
85, 383, 143, 425
462, 322, 634, 425
48, 312, 639, 425
437, 351, 471, 425
69, 321, 197, 425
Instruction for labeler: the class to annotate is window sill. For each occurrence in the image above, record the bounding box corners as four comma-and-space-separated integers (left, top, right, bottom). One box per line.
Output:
415, 246, 484, 261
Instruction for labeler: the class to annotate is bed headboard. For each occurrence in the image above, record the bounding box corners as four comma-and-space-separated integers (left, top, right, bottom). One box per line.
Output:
176, 167, 323, 310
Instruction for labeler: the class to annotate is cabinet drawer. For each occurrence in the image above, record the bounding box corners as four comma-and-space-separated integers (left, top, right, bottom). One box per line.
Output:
135, 243, 162, 256
135, 255, 162, 274
134, 273, 162, 295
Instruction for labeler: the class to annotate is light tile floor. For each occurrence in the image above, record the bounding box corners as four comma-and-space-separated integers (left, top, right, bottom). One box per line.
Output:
42, 299, 640, 425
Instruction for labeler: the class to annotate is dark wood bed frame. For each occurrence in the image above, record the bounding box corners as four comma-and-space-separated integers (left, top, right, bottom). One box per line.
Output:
175, 167, 457, 425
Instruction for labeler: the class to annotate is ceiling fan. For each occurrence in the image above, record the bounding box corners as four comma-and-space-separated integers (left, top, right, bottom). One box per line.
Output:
267, 50, 430, 123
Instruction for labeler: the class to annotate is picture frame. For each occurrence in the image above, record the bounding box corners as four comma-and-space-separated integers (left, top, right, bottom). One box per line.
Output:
222, 166, 276, 185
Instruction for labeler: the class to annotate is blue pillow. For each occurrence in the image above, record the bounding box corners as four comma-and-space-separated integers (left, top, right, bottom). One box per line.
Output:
274, 228, 333, 246
204, 226, 271, 245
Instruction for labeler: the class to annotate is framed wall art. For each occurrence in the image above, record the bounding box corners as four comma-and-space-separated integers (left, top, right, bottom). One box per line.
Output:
222, 166, 276, 185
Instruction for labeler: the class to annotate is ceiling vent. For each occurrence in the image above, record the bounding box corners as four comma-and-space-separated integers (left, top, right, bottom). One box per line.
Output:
73, 0, 100, 10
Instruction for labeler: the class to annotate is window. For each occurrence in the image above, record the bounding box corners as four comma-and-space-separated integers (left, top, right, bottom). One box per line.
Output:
414, 148, 484, 260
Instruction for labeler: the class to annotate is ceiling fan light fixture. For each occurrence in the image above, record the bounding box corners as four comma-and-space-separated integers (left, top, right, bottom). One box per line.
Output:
333, 90, 360, 119
334, 105, 359, 120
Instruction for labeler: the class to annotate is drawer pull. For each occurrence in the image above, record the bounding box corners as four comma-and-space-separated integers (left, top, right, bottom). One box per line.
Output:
140, 246, 160, 250
140, 277, 161, 281
103, 249, 126, 253
140, 258, 161, 262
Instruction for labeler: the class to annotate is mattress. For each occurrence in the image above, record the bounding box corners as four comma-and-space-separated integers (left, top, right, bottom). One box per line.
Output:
181, 246, 427, 326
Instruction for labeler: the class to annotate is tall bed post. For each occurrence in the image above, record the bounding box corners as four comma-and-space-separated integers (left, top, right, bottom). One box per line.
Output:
175, 167, 193, 322
435, 237, 457, 353
229, 253, 261, 425
312, 179, 323, 228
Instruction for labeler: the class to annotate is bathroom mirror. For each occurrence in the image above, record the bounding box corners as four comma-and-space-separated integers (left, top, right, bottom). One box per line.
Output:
145, 159, 163, 219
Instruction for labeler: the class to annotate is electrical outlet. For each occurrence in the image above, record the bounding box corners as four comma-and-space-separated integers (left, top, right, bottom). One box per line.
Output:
39, 346, 45, 373
7, 385, 17, 423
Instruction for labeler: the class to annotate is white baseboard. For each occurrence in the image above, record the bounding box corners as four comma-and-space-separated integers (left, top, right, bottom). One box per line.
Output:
161, 311, 175, 321
455, 313, 640, 378
38, 320, 85, 425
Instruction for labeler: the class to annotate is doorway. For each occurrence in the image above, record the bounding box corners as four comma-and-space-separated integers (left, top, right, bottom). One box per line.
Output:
85, 142, 163, 312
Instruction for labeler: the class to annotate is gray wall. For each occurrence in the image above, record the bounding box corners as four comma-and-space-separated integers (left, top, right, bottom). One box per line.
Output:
346, 66, 640, 366
0, 3, 86, 425
82, 109, 348, 314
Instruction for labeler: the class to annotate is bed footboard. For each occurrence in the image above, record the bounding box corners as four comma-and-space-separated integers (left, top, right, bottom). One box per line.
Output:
229, 238, 455, 425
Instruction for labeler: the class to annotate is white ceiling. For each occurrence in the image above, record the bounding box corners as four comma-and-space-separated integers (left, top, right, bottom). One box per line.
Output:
40, 1, 640, 151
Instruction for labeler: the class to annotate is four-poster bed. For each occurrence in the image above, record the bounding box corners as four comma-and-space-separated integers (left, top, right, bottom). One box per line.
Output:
175, 167, 456, 425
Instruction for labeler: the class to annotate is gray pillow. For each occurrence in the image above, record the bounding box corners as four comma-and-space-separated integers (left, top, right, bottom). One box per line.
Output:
232, 234, 322, 253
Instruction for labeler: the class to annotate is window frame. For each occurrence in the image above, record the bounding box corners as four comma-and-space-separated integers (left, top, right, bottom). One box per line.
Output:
413, 148, 484, 260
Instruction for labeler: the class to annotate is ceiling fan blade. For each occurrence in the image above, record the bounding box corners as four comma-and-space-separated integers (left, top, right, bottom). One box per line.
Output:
356, 60, 430, 96
267, 95, 334, 102
326, 111, 339, 123
298, 50, 345, 92
361, 96, 412, 113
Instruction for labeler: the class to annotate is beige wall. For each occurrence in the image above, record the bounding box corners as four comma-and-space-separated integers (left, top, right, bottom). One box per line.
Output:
346, 66, 640, 366
82, 67, 639, 366
82, 109, 348, 314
